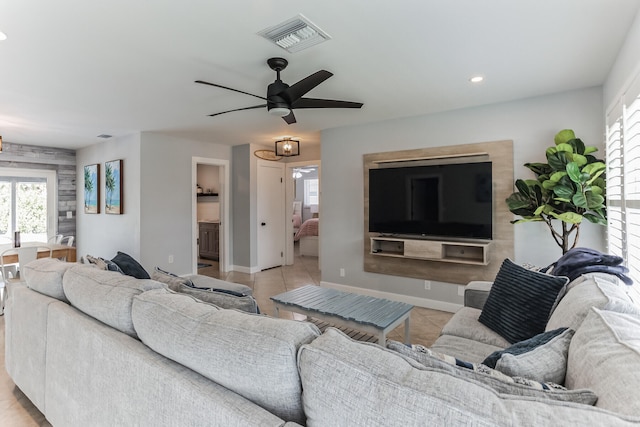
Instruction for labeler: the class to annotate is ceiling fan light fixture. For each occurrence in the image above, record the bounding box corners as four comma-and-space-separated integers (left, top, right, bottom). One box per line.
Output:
275, 137, 300, 157
258, 14, 330, 53
269, 107, 291, 117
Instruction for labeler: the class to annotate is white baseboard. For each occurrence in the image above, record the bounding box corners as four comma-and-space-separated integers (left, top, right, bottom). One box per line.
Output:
320, 281, 462, 313
230, 265, 261, 274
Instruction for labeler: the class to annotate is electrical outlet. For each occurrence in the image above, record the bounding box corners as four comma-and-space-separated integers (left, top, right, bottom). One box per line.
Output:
339, 268, 345, 277
66, 211, 73, 219
424, 280, 431, 290
168, 255, 174, 264
458, 285, 465, 296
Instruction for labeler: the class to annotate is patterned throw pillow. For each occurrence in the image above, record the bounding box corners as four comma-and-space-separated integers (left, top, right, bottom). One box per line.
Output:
151, 267, 193, 292
482, 328, 574, 384
478, 258, 569, 343
386, 340, 597, 405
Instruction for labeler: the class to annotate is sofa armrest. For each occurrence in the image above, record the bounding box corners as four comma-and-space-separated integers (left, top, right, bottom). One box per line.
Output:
464, 281, 493, 309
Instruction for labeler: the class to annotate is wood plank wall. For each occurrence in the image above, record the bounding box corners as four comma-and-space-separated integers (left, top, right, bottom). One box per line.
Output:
363, 140, 514, 284
0, 141, 76, 240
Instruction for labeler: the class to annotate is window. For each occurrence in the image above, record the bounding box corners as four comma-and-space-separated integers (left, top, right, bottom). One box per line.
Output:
0, 168, 57, 243
304, 178, 319, 206
606, 72, 640, 303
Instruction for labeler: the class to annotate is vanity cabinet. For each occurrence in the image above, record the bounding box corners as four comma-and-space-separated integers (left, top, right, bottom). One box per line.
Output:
199, 222, 219, 260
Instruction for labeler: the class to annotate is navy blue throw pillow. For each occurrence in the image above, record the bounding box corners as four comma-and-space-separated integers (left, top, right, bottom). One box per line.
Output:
478, 259, 569, 344
111, 251, 150, 279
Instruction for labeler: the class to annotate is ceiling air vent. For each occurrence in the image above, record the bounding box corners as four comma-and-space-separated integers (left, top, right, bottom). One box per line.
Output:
258, 14, 331, 53
96, 134, 112, 139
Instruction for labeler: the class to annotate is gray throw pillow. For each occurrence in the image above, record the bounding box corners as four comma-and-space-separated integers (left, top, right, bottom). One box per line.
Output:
482, 328, 574, 384
478, 258, 569, 343
386, 340, 597, 405
151, 267, 193, 292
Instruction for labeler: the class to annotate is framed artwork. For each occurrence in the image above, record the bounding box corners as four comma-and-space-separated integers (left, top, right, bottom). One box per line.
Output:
83, 164, 100, 214
105, 159, 123, 214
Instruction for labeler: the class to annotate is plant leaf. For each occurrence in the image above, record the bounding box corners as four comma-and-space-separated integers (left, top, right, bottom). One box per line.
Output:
584, 146, 598, 155
556, 143, 573, 153
566, 162, 581, 183
569, 138, 586, 155
585, 192, 605, 209
548, 151, 568, 170
554, 185, 575, 199
550, 171, 567, 182
554, 129, 576, 145
556, 212, 583, 224
572, 192, 588, 208
514, 179, 531, 197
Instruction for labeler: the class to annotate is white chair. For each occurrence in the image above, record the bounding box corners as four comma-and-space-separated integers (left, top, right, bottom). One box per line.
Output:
48, 234, 63, 244
60, 235, 74, 247
0, 245, 52, 284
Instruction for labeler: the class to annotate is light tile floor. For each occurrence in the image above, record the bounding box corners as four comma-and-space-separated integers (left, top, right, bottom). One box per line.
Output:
1, 248, 452, 426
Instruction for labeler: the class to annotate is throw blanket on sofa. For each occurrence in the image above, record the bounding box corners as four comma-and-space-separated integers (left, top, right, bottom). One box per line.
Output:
295, 218, 318, 241
547, 247, 633, 285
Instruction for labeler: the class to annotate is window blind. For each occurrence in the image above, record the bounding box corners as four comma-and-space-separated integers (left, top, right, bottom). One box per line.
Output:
607, 72, 640, 303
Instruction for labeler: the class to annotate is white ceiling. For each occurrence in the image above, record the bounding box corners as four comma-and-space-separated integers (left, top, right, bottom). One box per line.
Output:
0, 0, 638, 150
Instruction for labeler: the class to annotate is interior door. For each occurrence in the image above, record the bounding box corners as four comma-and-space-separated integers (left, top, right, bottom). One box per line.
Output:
257, 161, 285, 270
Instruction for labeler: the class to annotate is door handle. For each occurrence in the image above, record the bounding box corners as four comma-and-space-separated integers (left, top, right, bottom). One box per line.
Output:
261, 222, 266, 226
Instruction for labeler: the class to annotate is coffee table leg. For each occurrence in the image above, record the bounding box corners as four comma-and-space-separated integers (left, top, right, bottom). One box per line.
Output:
378, 330, 386, 345
404, 316, 411, 345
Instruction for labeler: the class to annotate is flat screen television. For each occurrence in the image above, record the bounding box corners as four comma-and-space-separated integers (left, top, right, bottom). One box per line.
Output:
368, 161, 492, 240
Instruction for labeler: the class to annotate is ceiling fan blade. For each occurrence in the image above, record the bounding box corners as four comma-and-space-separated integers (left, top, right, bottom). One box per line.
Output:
195, 80, 267, 101
208, 104, 266, 117
292, 97, 364, 109
282, 110, 297, 125
282, 70, 333, 103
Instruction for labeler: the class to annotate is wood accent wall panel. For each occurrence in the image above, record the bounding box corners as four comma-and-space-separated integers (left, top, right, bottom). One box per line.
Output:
0, 142, 77, 240
363, 140, 514, 284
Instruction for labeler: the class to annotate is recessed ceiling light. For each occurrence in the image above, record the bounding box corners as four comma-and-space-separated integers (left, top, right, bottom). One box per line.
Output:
469, 76, 484, 83
0, 31, 7, 41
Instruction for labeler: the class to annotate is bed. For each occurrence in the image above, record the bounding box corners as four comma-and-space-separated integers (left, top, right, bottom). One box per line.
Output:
294, 218, 319, 257
292, 201, 302, 235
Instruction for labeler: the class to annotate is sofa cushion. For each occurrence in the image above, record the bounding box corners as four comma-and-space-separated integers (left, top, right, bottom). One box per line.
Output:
482, 328, 573, 384
386, 340, 595, 405
431, 334, 504, 364
131, 289, 320, 424
566, 307, 640, 416
546, 275, 640, 332
296, 328, 631, 427
440, 306, 511, 349
62, 264, 165, 338
22, 258, 76, 302
479, 258, 569, 343
111, 251, 150, 279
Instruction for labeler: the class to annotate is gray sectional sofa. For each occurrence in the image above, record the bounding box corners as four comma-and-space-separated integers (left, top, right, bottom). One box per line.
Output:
5, 258, 640, 426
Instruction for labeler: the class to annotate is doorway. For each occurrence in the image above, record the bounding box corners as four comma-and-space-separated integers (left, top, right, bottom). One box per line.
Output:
285, 160, 321, 265
192, 157, 230, 275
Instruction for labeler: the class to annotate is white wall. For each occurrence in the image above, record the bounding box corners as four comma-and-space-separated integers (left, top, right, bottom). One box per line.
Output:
76, 133, 142, 260
320, 87, 605, 308
604, 8, 640, 109
139, 132, 231, 275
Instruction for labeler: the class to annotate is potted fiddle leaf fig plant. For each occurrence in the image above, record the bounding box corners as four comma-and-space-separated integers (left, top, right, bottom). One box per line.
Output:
506, 129, 607, 254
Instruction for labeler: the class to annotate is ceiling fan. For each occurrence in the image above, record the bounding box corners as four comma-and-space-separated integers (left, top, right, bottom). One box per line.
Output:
293, 167, 315, 178
195, 57, 363, 125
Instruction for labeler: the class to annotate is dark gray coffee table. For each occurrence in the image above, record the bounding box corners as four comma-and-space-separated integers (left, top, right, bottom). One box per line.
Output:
271, 285, 413, 345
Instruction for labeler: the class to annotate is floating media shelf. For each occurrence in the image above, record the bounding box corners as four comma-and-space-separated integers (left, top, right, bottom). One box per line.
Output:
370, 236, 491, 266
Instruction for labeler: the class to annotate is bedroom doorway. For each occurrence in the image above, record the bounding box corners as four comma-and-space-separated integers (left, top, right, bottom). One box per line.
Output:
285, 160, 321, 266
